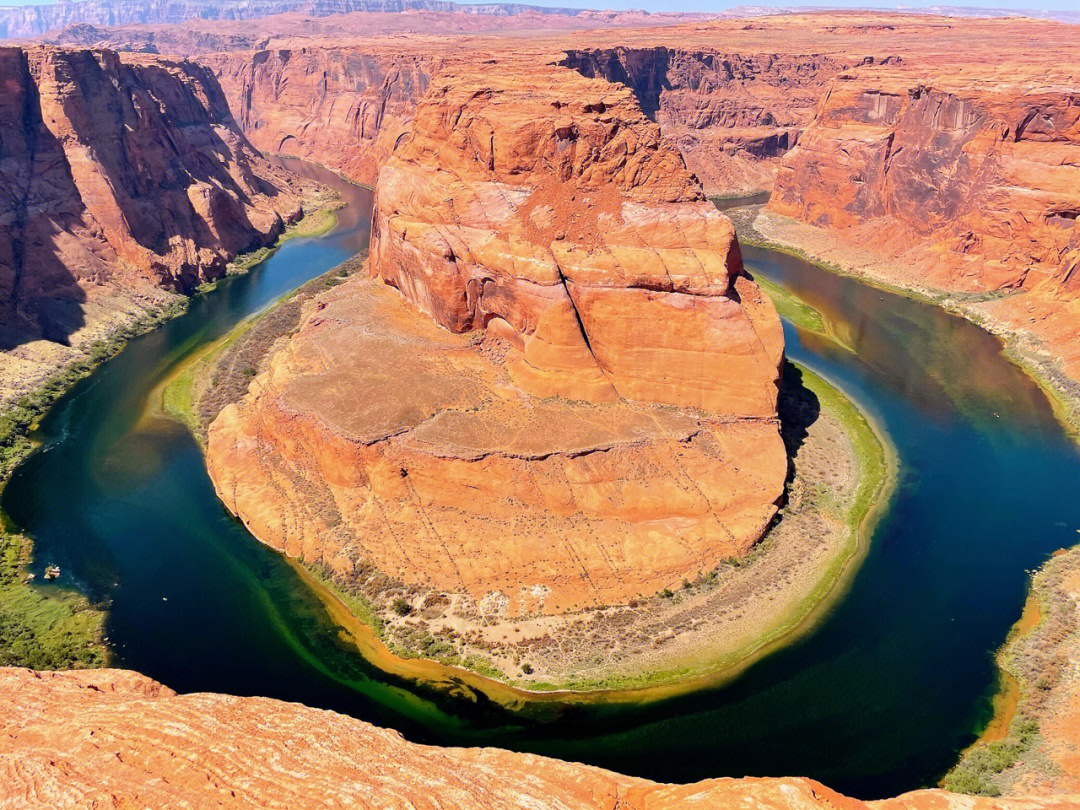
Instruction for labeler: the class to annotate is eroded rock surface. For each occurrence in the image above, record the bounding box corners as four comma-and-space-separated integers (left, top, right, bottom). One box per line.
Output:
3, 666, 1079, 810
206, 62, 786, 632
207, 46, 438, 187
208, 275, 785, 619
370, 62, 783, 413
0, 45, 304, 344
560, 47, 850, 196
767, 56, 1080, 396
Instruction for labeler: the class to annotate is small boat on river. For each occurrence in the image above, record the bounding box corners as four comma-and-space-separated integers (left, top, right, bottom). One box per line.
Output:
43, 566, 60, 581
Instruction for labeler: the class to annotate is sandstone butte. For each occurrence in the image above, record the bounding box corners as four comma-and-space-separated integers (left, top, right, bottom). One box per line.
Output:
0, 44, 305, 403
206, 58, 787, 619
3, 665, 1080, 810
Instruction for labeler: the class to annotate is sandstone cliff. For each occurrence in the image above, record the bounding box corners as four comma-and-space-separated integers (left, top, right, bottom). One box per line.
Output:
206, 41, 845, 198
3, 666, 1078, 810
369, 62, 783, 412
767, 57, 1080, 397
207, 46, 438, 187
560, 47, 852, 196
205, 61, 786, 661
770, 65, 1080, 296
0, 45, 304, 347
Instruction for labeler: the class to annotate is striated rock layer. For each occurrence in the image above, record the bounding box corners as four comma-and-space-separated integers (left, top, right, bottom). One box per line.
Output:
369, 62, 784, 413
3, 666, 1079, 810
0, 45, 304, 344
206, 62, 786, 622
768, 57, 1080, 392
206, 45, 439, 187
559, 47, 852, 197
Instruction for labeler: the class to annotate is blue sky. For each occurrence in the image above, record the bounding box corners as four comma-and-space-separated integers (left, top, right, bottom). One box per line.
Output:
2, 0, 1074, 10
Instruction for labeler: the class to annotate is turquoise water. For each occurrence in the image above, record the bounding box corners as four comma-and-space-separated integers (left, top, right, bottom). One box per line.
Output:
5, 170, 1079, 798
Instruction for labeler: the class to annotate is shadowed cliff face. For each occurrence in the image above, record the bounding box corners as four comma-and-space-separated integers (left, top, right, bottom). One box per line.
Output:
0, 45, 304, 346
208, 44, 848, 198
560, 47, 853, 195
208, 47, 436, 188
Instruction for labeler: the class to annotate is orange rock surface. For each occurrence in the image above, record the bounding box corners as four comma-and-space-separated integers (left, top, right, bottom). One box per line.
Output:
205, 59, 785, 621
767, 53, 1080, 390
369, 61, 783, 413
206, 45, 438, 187
0, 45, 304, 343
207, 274, 785, 617
3, 666, 1079, 810
770, 64, 1080, 296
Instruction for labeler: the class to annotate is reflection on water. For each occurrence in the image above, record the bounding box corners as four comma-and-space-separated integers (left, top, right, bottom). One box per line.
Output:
3, 174, 1080, 800
748, 247, 1058, 435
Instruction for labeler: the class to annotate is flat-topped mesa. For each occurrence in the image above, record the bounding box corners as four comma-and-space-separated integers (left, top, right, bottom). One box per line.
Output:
206, 59, 788, 630
370, 61, 784, 416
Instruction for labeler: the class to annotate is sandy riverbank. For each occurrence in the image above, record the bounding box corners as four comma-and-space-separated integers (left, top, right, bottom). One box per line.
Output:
945, 547, 1080, 797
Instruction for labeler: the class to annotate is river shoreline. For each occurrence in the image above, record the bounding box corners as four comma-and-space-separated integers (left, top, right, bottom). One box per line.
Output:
0, 184, 342, 672
944, 547, 1080, 796
727, 202, 1080, 797
293, 360, 897, 700
726, 205, 1080, 440
165, 231, 896, 697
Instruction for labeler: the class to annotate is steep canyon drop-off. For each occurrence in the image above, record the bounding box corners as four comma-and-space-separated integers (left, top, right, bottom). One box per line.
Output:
0, 45, 305, 400
5, 11, 1080, 810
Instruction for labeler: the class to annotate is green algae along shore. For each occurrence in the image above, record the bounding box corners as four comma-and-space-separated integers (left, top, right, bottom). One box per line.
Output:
162, 243, 895, 698
725, 203, 1080, 441
0, 189, 343, 673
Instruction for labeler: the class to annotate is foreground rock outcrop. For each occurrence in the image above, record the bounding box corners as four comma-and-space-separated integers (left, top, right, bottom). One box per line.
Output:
205, 60, 788, 675
3, 666, 1079, 809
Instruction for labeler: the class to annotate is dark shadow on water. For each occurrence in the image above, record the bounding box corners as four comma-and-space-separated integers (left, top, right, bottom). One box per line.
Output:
778, 361, 820, 466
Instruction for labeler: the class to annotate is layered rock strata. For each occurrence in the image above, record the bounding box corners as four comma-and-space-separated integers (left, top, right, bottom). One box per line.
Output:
369, 64, 784, 413
767, 59, 1080, 395
206, 63, 786, 624
207, 46, 438, 187
0, 46, 304, 344
560, 47, 851, 196
4, 666, 1080, 810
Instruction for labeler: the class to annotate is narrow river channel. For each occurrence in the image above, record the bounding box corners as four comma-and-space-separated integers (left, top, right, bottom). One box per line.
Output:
5, 160, 1080, 799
